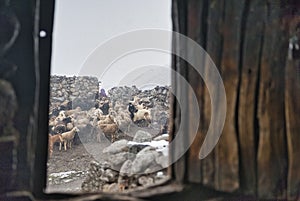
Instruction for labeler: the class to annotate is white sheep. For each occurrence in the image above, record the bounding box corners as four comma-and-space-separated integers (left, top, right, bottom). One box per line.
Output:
58, 110, 66, 119
129, 96, 140, 105
66, 122, 74, 130
135, 103, 145, 110
133, 109, 151, 123
59, 127, 80, 151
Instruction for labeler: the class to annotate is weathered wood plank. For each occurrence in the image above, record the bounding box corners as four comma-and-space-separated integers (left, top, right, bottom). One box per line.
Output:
257, 1, 288, 199
214, 0, 245, 192
201, 0, 225, 189
171, 0, 188, 183
285, 59, 300, 199
237, 0, 265, 195
186, 0, 208, 183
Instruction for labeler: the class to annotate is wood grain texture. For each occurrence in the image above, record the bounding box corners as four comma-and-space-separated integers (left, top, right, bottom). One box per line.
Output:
257, 1, 288, 198
171, 0, 188, 183
237, 0, 264, 195
285, 59, 300, 200
186, 0, 208, 183
201, 0, 225, 189
214, 0, 244, 192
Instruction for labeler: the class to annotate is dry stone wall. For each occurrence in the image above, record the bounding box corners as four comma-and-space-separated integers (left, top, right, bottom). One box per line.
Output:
50, 75, 99, 105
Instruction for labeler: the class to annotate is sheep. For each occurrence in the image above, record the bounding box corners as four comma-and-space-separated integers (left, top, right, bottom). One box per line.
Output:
48, 116, 57, 127
135, 103, 145, 110
133, 108, 151, 123
50, 107, 62, 117
59, 127, 80, 151
98, 123, 118, 142
52, 123, 67, 134
98, 115, 108, 121
62, 116, 73, 124
93, 108, 103, 119
60, 100, 72, 110
129, 96, 140, 105
98, 115, 115, 125
66, 122, 74, 131
108, 108, 117, 118
58, 110, 66, 119
64, 106, 81, 116
48, 134, 63, 157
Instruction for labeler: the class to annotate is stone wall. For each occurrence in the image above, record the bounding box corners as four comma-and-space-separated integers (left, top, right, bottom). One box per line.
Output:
50, 75, 99, 104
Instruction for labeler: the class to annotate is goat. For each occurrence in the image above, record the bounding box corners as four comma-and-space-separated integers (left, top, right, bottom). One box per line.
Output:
48, 134, 63, 157
59, 127, 80, 151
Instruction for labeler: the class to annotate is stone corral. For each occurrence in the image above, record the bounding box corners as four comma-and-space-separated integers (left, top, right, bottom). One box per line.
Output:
50, 75, 99, 108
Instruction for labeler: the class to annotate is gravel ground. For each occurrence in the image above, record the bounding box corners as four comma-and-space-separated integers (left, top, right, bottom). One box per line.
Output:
46, 141, 110, 193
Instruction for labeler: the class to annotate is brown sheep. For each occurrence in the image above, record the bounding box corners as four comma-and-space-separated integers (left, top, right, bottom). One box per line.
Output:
48, 134, 63, 157
98, 123, 118, 142
98, 115, 115, 125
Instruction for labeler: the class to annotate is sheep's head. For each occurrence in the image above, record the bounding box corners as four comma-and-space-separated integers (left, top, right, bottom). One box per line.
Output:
59, 110, 66, 117
55, 116, 63, 123
73, 127, 80, 133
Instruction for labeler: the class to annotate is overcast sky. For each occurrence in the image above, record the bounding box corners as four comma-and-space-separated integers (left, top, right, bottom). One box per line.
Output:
51, 0, 172, 89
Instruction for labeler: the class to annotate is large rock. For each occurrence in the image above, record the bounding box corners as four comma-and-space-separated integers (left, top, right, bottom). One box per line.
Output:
119, 160, 133, 176
131, 147, 159, 174
155, 154, 169, 168
102, 139, 129, 154
133, 130, 152, 143
107, 152, 135, 169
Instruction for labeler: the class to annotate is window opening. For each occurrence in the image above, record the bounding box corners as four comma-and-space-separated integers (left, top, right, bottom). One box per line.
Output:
45, 0, 172, 193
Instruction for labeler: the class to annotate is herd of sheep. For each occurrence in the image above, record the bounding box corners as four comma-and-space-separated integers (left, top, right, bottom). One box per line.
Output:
48, 86, 170, 157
